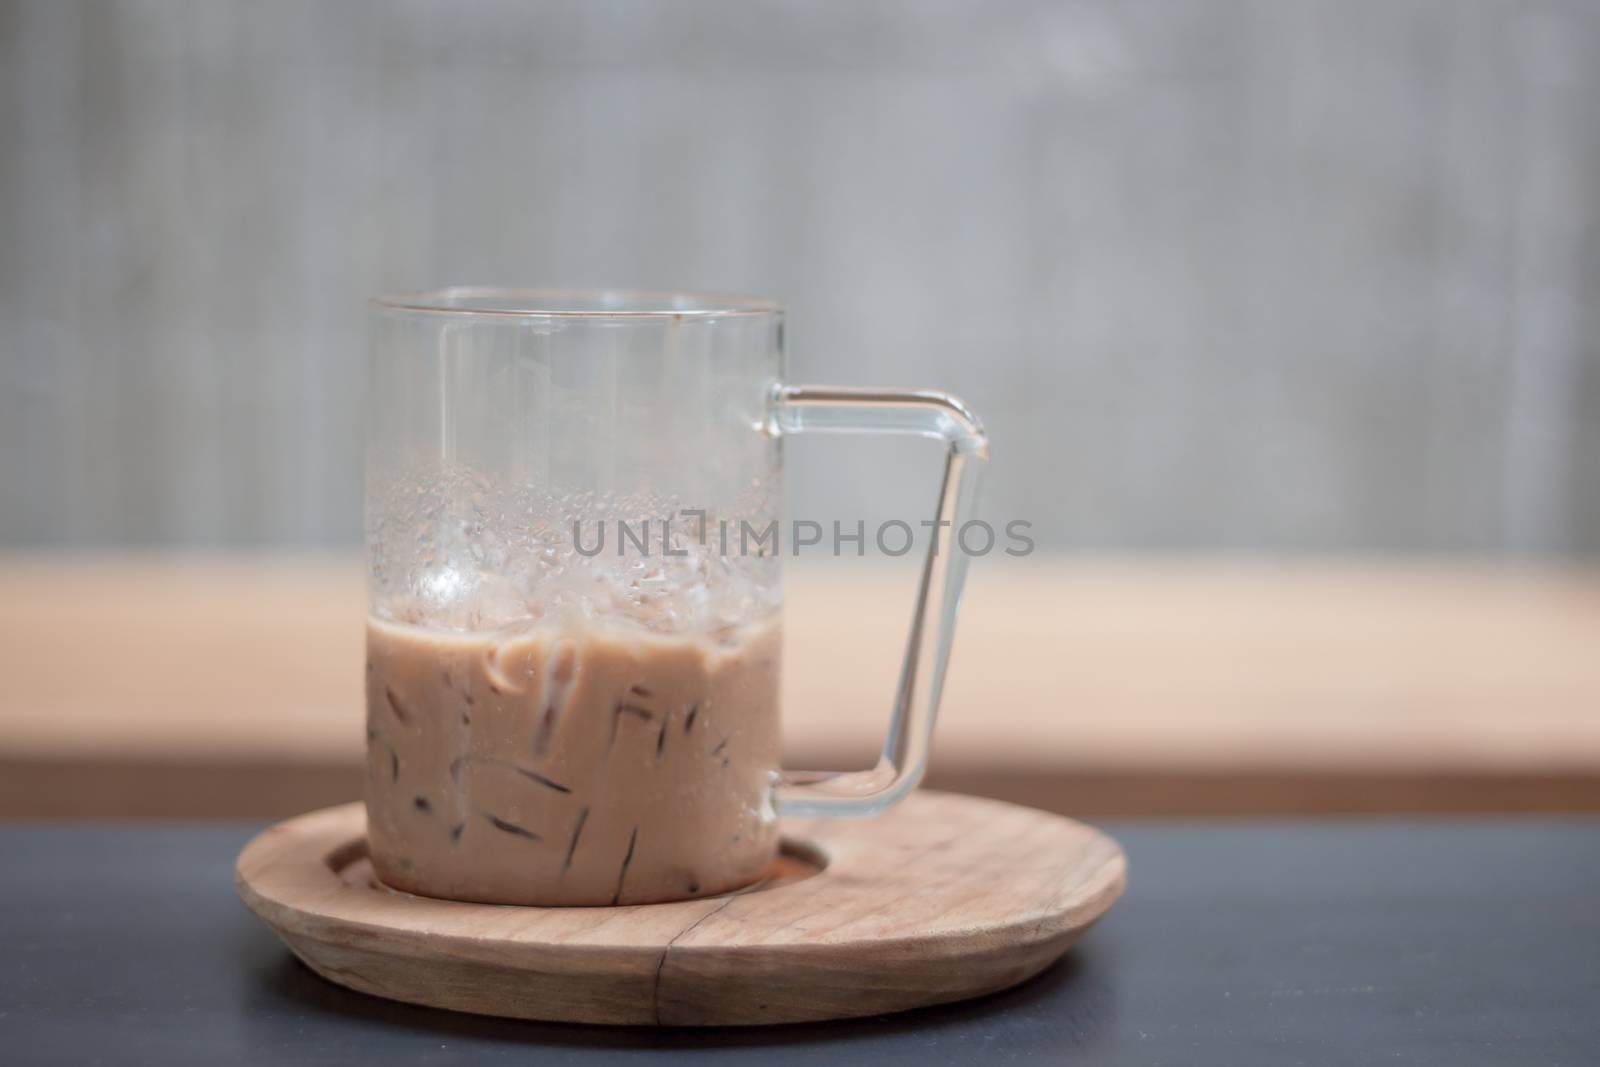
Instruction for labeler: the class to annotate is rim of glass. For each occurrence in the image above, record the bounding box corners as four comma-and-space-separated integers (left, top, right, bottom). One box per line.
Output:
373, 287, 783, 319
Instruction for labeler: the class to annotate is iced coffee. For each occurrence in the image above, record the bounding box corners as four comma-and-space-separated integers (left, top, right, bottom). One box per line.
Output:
365, 613, 781, 906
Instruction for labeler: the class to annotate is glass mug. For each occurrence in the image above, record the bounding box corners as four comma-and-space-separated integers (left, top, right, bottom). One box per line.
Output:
365, 289, 987, 906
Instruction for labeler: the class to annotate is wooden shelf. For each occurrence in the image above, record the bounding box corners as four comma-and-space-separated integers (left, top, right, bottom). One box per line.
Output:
3, 554, 1598, 816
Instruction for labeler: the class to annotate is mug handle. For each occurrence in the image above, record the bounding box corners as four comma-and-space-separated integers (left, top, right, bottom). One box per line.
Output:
770, 384, 989, 817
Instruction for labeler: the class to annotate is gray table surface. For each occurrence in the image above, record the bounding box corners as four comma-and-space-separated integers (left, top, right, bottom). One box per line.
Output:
2, 815, 1597, 1065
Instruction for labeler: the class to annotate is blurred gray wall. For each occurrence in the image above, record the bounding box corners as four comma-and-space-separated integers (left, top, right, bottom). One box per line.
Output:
3, 0, 1598, 553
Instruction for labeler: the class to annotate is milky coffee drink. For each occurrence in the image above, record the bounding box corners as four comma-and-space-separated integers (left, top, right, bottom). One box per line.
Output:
365, 614, 781, 906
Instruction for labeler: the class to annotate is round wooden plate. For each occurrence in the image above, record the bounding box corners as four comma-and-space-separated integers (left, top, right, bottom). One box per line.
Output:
236, 789, 1125, 1026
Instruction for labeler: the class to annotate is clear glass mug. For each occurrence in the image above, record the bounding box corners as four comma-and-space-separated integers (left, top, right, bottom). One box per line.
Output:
365, 289, 987, 905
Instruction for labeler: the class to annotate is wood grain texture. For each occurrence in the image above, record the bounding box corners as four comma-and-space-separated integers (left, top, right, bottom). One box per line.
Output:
235, 791, 1126, 1026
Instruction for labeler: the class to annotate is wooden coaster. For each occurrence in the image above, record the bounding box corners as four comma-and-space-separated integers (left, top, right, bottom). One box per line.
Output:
236, 789, 1125, 1026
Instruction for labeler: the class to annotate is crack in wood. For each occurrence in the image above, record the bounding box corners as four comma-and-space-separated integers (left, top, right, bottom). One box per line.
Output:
651, 895, 737, 1025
